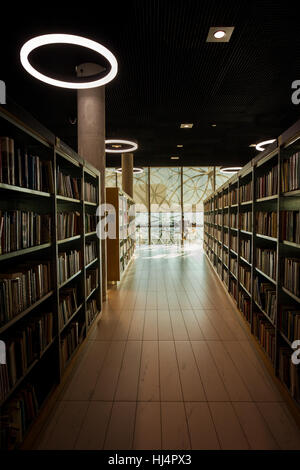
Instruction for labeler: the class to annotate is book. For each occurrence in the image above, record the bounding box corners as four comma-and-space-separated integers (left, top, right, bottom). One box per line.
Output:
256, 165, 278, 198
255, 211, 277, 238
254, 276, 276, 322
283, 258, 300, 298
281, 152, 300, 193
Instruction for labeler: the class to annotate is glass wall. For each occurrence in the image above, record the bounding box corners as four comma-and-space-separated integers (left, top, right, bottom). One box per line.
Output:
105, 166, 231, 246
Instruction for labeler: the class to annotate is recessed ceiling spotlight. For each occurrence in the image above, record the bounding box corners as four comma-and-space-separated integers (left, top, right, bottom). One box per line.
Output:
115, 167, 143, 174
214, 30, 226, 39
220, 167, 242, 174
206, 27, 235, 43
170, 156, 180, 160
180, 123, 193, 128
105, 139, 138, 153
255, 139, 276, 152
211, 124, 217, 127
177, 144, 183, 148
20, 34, 118, 89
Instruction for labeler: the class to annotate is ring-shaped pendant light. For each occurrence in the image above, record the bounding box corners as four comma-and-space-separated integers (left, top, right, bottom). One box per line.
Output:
220, 167, 242, 174
115, 168, 143, 174
20, 34, 118, 89
105, 139, 138, 153
255, 139, 276, 152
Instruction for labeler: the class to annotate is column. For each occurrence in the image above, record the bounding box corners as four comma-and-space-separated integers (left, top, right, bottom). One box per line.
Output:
121, 152, 133, 198
77, 63, 107, 300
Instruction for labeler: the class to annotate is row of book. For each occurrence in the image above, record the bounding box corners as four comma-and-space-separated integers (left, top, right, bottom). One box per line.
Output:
279, 308, 300, 343
60, 321, 85, 369
84, 181, 97, 203
57, 167, 81, 199
57, 211, 80, 240
231, 234, 238, 252
283, 258, 300, 298
240, 211, 252, 231
281, 152, 300, 193
253, 276, 276, 322
256, 165, 278, 198
58, 250, 81, 284
229, 278, 237, 298
0, 211, 51, 254
59, 287, 78, 330
240, 238, 251, 262
239, 265, 251, 292
87, 298, 98, 326
239, 180, 252, 203
253, 312, 276, 363
256, 247, 277, 280
0, 382, 38, 449
85, 241, 97, 265
279, 347, 300, 402
223, 192, 228, 207
0, 137, 54, 193
85, 213, 97, 233
238, 290, 251, 322
223, 250, 229, 267
230, 256, 237, 277
86, 268, 99, 296
0, 262, 52, 326
0, 311, 53, 401
281, 211, 300, 244
229, 187, 238, 205
256, 211, 277, 238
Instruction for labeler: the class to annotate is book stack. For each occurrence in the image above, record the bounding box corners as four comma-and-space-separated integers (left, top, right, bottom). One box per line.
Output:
238, 290, 251, 322
253, 312, 276, 363
256, 165, 278, 198
85, 241, 97, 265
240, 238, 251, 262
84, 181, 97, 203
256, 211, 277, 237
86, 298, 98, 326
239, 181, 252, 203
281, 211, 300, 244
231, 234, 238, 252
229, 212, 238, 229
239, 211, 252, 231
256, 247, 277, 280
229, 187, 238, 205
60, 322, 79, 368
230, 256, 237, 277
279, 308, 300, 342
0, 211, 51, 254
281, 152, 300, 193
0, 383, 38, 449
57, 167, 80, 199
85, 213, 97, 233
283, 258, 300, 297
59, 287, 78, 330
239, 265, 251, 292
86, 268, 99, 296
279, 347, 300, 402
0, 312, 53, 400
57, 211, 80, 240
254, 276, 276, 322
0, 262, 51, 326
58, 250, 81, 284
0, 137, 54, 193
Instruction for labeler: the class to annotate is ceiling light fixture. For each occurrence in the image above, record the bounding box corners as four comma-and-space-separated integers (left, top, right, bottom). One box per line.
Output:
249, 144, 257, 148
105, 139, 138, 153
211, 124, 217, 127
220, 167, 242, 174
214, 30, 226, 39
180, 123, 193, 128
20, 34, 118, 89
255, 139, 276, 152
170, 156, 180, 160
115, 167, 143, 174
177, 144, 183, 148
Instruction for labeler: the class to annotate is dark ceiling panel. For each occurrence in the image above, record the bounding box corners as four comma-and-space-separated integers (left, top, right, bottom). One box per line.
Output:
1, 0, 300, 167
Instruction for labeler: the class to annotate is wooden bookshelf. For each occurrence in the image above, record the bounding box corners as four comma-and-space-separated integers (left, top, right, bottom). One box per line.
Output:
0, 104, 102, 450
204, 118, 300, 410
106, 187, 135, 282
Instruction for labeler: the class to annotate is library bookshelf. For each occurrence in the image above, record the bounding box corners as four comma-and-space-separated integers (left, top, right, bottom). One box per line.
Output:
0, 103, 102, 449
204, 119, 300, 412
106, 187, 135, 282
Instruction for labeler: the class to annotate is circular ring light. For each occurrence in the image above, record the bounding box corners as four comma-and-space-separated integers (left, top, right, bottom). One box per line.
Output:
115, 168, 144, 174
20, 34, 118, 89
220, 167, 242, 174
255, 139, 276, 152
105, 139, 138, 153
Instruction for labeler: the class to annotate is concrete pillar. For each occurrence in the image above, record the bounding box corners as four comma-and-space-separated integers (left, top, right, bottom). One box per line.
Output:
77, 63, 107, 301
121, 152, 133, 198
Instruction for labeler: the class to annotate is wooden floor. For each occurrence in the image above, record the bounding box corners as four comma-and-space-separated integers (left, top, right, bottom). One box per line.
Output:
33, 245, 300, 450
